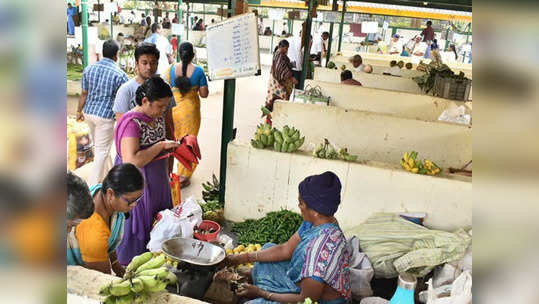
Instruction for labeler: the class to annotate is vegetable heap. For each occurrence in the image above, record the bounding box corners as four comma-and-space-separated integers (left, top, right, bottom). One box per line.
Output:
232, 210, 303, 245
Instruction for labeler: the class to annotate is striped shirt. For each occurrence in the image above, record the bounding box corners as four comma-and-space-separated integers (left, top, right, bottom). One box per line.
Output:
82, 58, 129, 119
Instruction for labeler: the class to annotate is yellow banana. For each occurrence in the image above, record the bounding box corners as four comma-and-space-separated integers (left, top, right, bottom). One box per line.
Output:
404, 163, 411, 171
126, 252, 153, 273
434, 168, 441, 174
135, 255, 166, 273
407, 158, 415, 168
109, 279, 132, 296
411, 167, 419, 173
404, 152, 409, 162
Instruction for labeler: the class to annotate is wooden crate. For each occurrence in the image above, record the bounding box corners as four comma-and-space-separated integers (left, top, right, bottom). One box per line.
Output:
434, 75, 472, 101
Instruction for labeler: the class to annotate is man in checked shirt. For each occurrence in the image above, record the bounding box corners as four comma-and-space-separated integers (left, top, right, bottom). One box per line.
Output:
76, 40, 129, 186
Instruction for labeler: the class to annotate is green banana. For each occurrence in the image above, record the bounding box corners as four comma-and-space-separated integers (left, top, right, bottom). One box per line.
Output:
256, 140, 265, 149
126, 252, 153, 273
274, 131, 283, 144
261, 106, 271, 116
287, 142, 295, 153
103, 296, 116, 304
296, 136, 305, 148
135, 255, 166, 274
99, 282, 112, 296
345, 155, 358, 161
134, 292, 148, 303
136, 267, 169, 279
282, 130, 290, 142
281, 142, 288, 153
147, 281, 168, 293
165, 271, 178, 285
291, 130, 300, 141
283, 125, 290, 135
250, 139, 258, 148
267, 134, 274, 146
130, 278, 144, 293
109, 279, 132, 296
137, 275, 160, 289
260, 134, 268, 146
274, 141, 281, 152
115, 293, 135, 304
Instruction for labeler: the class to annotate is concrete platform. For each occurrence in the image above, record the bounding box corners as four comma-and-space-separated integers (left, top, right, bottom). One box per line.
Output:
224, 142, 472, 232
271, 102, 472, 169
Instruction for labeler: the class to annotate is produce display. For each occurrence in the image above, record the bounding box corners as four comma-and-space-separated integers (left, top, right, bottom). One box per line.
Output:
99, 252, 178, 303
295, 85, 330, 105
400, 151, 442, 175
340, 64, 347, 71
251, 123, 275, 149
232, 210, 303, 245
202, 174, 220, 202
225, 244, 263, 269
273, 125, 305, 153
67, 63, 84, 81
414, 51, 467, 94
327, 61, 337, 69
200, 200, 225, 223
313, 139, 358, 162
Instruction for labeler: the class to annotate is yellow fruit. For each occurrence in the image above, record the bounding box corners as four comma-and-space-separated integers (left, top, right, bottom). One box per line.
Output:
408, 158, 415, 168
411, 168, 419, 173
246, 248, 254, 253
233, 248, 241, 254
236, 245, 245, 251
434, 168, 440, 174
255, 244, 262, 251
247, 244, 256, 251
226, 249, 233, 255
404, 152, 409, 162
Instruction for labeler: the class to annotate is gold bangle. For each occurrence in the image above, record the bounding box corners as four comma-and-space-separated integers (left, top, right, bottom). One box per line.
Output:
267, 292, 273, 300
111, 259, 119, 266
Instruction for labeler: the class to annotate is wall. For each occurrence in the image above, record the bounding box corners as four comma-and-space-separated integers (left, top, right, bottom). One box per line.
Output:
304, 79, 471, 122
271, 102, 472, 169
224, 142, 472, 232
314, 67, 423, 95
328, 61, 425, 78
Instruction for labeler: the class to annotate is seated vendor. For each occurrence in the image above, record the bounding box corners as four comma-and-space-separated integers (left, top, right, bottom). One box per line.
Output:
340, 70, 362, 86
67, 163, 144, 277
226, 171, 351, 304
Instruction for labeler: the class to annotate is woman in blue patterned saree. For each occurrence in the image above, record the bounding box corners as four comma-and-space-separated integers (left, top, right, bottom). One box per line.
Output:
225, 171, 351, 304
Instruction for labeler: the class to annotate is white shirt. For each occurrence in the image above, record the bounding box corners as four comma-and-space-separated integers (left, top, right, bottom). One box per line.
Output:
412, 42, 427, 57
389, 40, 403, 54
353, 64, 364, 73
287, 36, 303, 71
310, 36, 324, 55
146, 33, 173, 76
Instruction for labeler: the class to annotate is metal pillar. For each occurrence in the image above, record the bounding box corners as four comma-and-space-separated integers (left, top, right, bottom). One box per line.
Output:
110, 13, 114, 39
299, 0, 315, 90
98, 0, 101, 22
325, 0, 338, 67
219, 0, 237, 204
337, 0, 346, 52
270, 20, 275, 52
177, 0, 182, 62
82, 0, 89, 67
220, 4, 223, 20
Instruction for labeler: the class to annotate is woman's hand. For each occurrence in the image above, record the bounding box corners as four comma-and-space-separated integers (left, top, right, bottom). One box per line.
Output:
76, 111, 85, 122
224, 253, 251, 267
161, 140, 181, 151
236, 283, 265, 299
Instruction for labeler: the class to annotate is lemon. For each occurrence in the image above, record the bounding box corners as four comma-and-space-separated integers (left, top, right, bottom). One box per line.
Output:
233, 248, 241, 254
236, 245, 245, 251
226, 249, 233, 255
255, 244, 262, 251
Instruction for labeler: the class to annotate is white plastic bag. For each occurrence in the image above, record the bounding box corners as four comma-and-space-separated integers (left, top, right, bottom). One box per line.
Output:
438, 105, 471, 125
348, 236, 375, 299
426, 271, 472, 304
146, 196, 203, 252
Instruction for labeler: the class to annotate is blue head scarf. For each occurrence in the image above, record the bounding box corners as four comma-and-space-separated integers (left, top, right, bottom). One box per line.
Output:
298, 171, 342, 216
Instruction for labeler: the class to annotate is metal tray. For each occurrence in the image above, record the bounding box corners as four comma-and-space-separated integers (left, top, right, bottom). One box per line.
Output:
162, 237, 226, 266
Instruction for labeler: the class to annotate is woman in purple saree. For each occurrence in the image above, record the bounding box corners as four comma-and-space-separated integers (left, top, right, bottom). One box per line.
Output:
113, 76, 183, 265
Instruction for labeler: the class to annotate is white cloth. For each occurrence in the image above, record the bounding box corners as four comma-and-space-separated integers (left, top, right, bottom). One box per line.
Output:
287, 35, 303, 71
84, 114, 114, 186
311, 36, 324, 55
389, 39, 403, 54
154, 35, 173, 76
412, 41, 428, 57
353, 64, 365, 73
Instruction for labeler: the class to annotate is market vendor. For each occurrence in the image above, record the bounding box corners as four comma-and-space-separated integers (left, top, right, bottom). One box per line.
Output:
340, 70, 362, 86
67, 163, 144, 277
226, 171, 351, 304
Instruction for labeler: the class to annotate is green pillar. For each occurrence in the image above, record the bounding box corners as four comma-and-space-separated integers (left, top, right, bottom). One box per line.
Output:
220, 4, 223, 21
186, 4, 190, 41
219, 0, 237, 204
444, 28, 450, 50
82, 0, 89, 67
299, 0, 315, 90
337, 0, 346, 52
270, 19, 275, 52
177, 0, 182, 62
325, 0, 338, 66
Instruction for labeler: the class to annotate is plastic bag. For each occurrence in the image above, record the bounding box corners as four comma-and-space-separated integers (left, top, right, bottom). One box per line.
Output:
438, 105, 471, 125
147, 196, 203, 252
426, 271, 472, 304
348, 236, 375, 299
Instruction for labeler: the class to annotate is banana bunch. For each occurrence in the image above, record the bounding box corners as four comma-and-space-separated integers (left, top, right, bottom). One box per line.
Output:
401, 151, 442, 175
225, 244, 263, 269
100, 252, 178, 303
202, 174, 220, 202
251, 123, 275, 149
313, 139, 358, 162
273, 125, 305, 153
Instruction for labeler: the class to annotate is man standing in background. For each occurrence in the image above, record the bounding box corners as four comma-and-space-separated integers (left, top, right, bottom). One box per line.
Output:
144, 23, 174, 76
310, 32, 329, 67
287, 31, 304, 88
421, 20, 435, 59
76, 40, 128, 186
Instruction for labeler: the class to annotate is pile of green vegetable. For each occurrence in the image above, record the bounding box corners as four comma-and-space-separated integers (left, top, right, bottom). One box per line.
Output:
67, 63, 84, 81
232, 210, 303, 245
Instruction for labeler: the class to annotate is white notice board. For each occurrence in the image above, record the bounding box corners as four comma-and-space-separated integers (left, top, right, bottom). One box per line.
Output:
205, 13, 261, 81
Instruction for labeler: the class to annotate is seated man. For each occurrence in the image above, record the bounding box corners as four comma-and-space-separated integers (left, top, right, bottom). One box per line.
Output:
348, 54, 364, 73
340, 70, 362, 86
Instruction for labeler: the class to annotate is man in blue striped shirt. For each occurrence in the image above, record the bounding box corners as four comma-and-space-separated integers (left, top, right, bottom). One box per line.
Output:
76, 40, 128, 186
